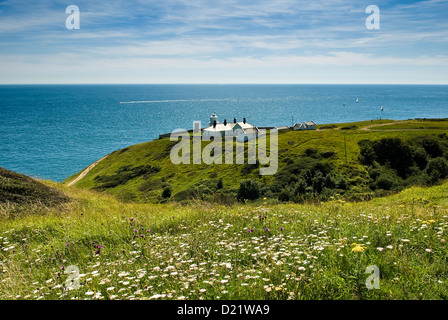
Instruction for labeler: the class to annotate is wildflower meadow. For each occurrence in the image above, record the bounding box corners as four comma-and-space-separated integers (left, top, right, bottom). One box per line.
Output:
1, 181, 447, 300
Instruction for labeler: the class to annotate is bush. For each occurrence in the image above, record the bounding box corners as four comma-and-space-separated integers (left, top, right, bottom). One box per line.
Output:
216, 178, 223, 190
162, 186, 172, 199
305, 148, 319, 158
278, 188, 291, 202
426, 157, 448, 184
371, 138, 414, 177
412, 147, 428, 170
321, 151, 336, 159
376, 175, 397, 191
312, 171, 325, 194
237, 180, 260, 201
421, 137, 443, 158
358, 140, 376, 166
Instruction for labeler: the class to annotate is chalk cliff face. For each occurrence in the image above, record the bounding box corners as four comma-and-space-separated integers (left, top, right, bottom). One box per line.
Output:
0, 167, 69, 207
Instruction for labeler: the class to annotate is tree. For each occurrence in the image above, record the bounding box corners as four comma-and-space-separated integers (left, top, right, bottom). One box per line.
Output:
237, 180, 260, 201
162, 186, 172, 199
413, 147, 428, 170
426, 157, 448, 184
216, 177, 223, 190
371, 138, 413, 178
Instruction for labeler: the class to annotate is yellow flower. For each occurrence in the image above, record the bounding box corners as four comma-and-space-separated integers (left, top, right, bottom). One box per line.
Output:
428, 220, 436, 224
263, 197, 267, 200
351, 244, 367, 253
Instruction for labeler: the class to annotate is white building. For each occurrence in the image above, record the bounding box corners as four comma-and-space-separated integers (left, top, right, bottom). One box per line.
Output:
203, 115, 260, 142
293, 121, 316, 131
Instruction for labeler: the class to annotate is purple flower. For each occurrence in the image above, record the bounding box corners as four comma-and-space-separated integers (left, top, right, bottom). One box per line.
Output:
146, 230, 150, 233
66, 243, 70, 246
97, 246, 103, 249
134, 229, 138, 232
280, 227, 284, 231
61, 266, 65, 270
130, 218, 135, 221
95, 250, 100, 255
140, 234, 145, 238
265, 227, 270, 232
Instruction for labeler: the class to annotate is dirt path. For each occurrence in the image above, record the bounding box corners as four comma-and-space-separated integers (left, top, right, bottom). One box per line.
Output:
67, 155, 108, 187
360, 120, 411, 131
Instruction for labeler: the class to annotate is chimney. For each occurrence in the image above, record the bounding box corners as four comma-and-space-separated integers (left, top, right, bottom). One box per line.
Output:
213, 120, 217, 128
234, 118, 236, 124
223, 119, 227, 126
243, 118, 246, 124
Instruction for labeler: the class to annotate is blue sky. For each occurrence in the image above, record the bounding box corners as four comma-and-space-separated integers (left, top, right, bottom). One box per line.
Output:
0, 0, 447, 84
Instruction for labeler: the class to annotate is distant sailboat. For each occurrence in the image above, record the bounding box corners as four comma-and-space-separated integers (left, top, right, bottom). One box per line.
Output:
381, 106, 384, 111
356, 98, 359, 103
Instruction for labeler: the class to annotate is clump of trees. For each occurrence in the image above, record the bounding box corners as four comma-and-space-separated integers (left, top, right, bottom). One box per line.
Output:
359, 136, 448, 192
169, 135, 448, 204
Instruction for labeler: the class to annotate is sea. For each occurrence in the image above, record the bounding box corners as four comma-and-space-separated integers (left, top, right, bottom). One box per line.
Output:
0, 84, 447, 182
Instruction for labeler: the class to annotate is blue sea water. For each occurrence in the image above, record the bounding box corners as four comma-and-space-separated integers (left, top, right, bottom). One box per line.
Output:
0, 84, 447, 182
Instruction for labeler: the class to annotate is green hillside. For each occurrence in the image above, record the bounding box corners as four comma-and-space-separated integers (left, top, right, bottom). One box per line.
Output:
0, 167, 70, 217
63, 119, 448, 204
1, 173, 448, 300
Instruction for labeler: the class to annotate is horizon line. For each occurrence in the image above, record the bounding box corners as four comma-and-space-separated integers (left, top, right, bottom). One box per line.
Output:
1, 83, 448, 86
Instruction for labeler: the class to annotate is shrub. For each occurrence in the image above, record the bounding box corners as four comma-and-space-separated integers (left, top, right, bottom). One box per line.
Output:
426, 157, 448, 184
305, 148, 319, 158
162, 186, 172, 199
371, 138, 413, 177
412, 147, 428, 170
237, 180, 260, 201
321, 151, 336, 159
421, 137, 443, 158
312, 171, 325, 194
278, 188, 291, 202
358, 140, 376, 166
216, 178, 223, 190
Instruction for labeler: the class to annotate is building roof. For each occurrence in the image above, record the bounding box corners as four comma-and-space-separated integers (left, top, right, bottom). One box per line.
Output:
203, 121, 259, 134
203, 123, 234, 133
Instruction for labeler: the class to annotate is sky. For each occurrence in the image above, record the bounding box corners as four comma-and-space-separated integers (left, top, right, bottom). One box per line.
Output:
0, 0, 447, 84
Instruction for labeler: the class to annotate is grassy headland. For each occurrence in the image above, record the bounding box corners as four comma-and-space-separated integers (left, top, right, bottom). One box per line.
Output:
0, 118, 447, 300
63, 119, 448, 204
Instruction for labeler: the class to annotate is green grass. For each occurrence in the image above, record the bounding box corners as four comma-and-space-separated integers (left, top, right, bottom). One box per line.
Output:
0, 167, 70, 218
2, 118, 448, 300
1, 179, 447, 300
62, 119, 448, 204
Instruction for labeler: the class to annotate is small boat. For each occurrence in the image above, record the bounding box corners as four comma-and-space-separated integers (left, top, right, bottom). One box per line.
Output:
356, 98, 359, 103
381, 106, 384, 111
